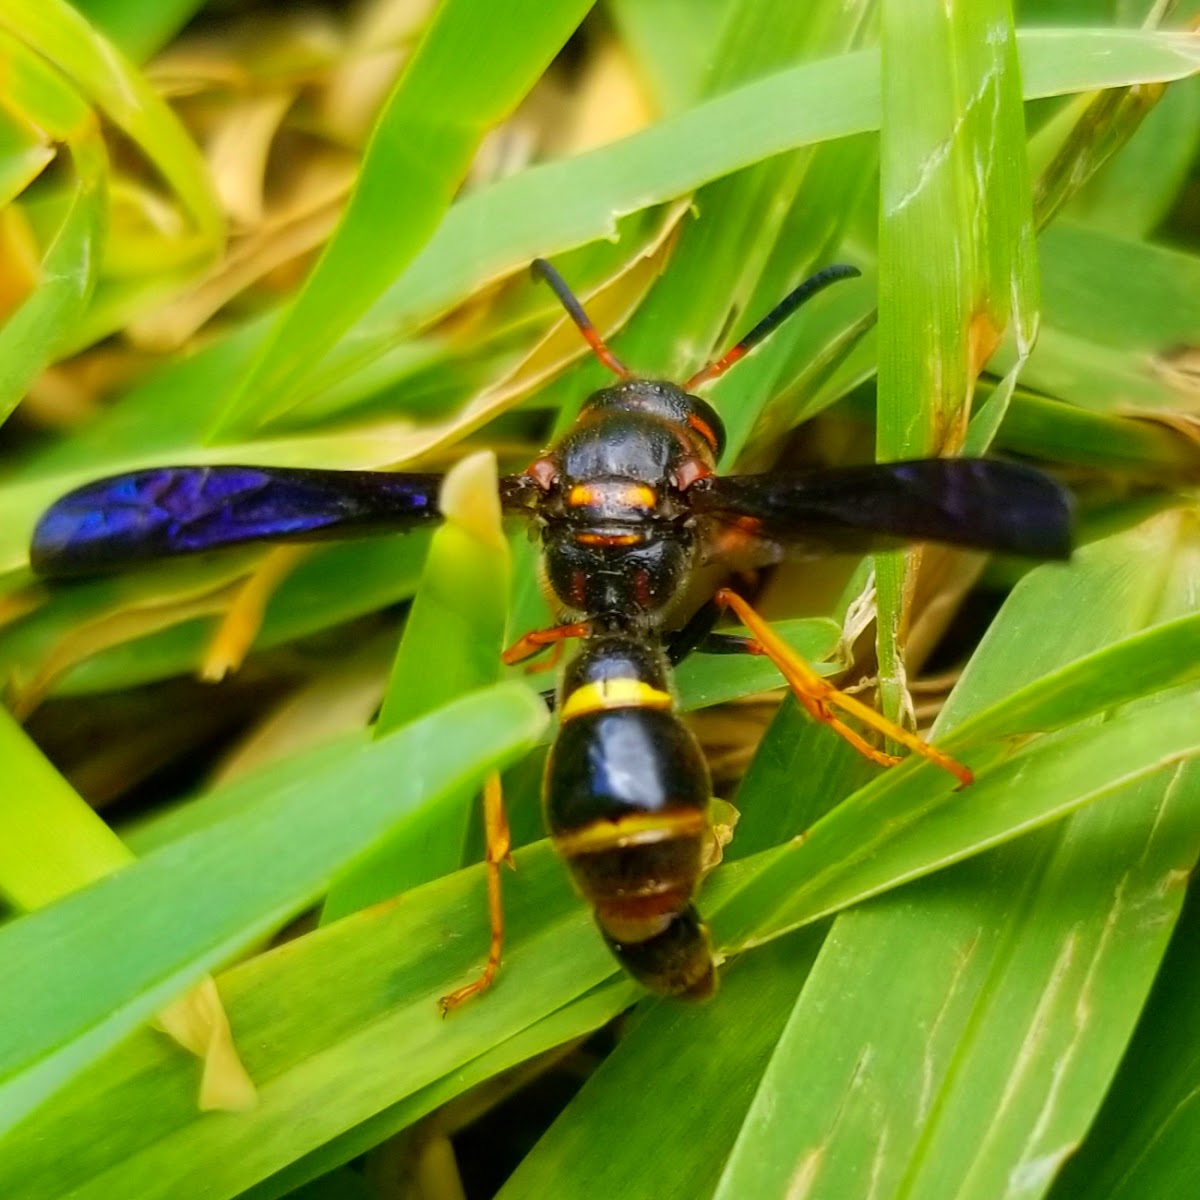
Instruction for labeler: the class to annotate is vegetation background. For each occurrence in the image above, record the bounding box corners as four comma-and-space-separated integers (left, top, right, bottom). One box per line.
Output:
0, 0, 1198, 1197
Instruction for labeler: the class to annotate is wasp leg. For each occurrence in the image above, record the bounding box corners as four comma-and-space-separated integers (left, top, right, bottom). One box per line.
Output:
667, 586, 764, 664
693, 632, 765, 655
439, 773, 513, 1015
502, 621, 592, 668
713, 588, 973, 787
665, 599, 723, 665
523, 637, 568, 675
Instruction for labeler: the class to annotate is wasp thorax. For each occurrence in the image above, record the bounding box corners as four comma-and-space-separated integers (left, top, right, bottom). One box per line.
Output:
582, 379, 726, 461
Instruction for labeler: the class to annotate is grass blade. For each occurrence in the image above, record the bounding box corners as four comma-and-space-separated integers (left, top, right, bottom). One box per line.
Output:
875, 0, 1038, 728
0, 682, 546, 1137
323, 452, 511, 920
710, 513, 1200, 1200
0, 0, 221, 248
215, 0, 594, 432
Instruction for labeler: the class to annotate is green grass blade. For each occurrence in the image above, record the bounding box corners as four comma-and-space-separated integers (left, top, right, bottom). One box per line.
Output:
902, 766, 1198, 1198
0, 533, 430, 704
715, 517, 1200, 943
0, 29, 1179, 475
875, 0, 1038, 726
1002, 222, 1200, 413
0, 128, 105, 421
0, 28, 107, 420
1066, 74, 1200, 238
215, 0, 594, 432
323, 453, 511, 920
995, 389, 1200, 478
0, 705, 132, 910
878, 0, 1036, 458
245, 979, 641, 1199
714, 751, 1198, 1200
0, 682, 546, 1137
944, 609, 1200, 743
0, 841, 619, 1200
600, 0, 873, 379
714, 681, 1198, 951
1046, 881, 1200, 1200
72, 0, 206, 62
709, 514, 1200, 1200
0, 0, 221, 249
0, 106, 53, 208
498, 934, 826, 1200
610, 0, 733, 113
601, 0, 877, 466
373, 456, 509, 734
316, 28, 1198, 423
673, 617, 839, 710
1028, 11, 1196, 237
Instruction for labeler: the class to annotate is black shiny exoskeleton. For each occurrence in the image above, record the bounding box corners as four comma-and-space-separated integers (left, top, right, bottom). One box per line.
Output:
29, 258, 1074, 1001
545, 631, 714, 996
508, 378, 725, 624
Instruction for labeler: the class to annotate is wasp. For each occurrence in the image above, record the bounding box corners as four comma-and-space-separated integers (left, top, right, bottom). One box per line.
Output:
30, 259, 1073, 1005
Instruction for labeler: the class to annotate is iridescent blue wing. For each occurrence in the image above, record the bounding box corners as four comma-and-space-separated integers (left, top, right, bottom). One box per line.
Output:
690, 459, 1073, 562
30, 465, 451, 579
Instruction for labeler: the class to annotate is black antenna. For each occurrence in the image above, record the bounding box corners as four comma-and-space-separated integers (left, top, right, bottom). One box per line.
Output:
531, 258, 630, 379
683, 264, 861, 391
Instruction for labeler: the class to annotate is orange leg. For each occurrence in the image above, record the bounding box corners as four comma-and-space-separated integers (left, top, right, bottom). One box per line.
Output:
523, 637, 568, 676
714, 589, 973, 787
502, 620, 591, 668
439, 773, 513, 1014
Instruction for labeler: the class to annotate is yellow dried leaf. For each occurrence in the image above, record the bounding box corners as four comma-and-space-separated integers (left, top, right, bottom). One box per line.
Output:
202, 545, 310, 680
157, 979, 258, 1112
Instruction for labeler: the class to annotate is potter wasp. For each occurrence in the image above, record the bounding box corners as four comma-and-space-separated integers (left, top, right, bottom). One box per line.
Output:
30, 259, 1073, 1004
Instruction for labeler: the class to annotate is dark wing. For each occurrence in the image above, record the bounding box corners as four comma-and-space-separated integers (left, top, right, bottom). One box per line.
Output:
690, 458, 1073, 563
30, 465, 451, 579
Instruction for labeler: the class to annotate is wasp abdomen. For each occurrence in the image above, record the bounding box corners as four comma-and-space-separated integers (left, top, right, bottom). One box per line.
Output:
545, 643, 716, 998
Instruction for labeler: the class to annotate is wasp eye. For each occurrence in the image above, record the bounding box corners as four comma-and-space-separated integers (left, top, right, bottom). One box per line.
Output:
672, 458, 712, 491
525, 457, 560, 491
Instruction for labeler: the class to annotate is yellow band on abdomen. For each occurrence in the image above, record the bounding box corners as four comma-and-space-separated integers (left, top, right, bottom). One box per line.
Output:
560, 677, 673, 721
553, 808, 708, 857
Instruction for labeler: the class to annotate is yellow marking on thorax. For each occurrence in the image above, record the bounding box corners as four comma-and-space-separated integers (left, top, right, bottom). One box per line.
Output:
560, 677, 673, 721
567, 483, 599, 507
621, 482, 658, 508
567, 482, 658, 509
574, 531, 643, 547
